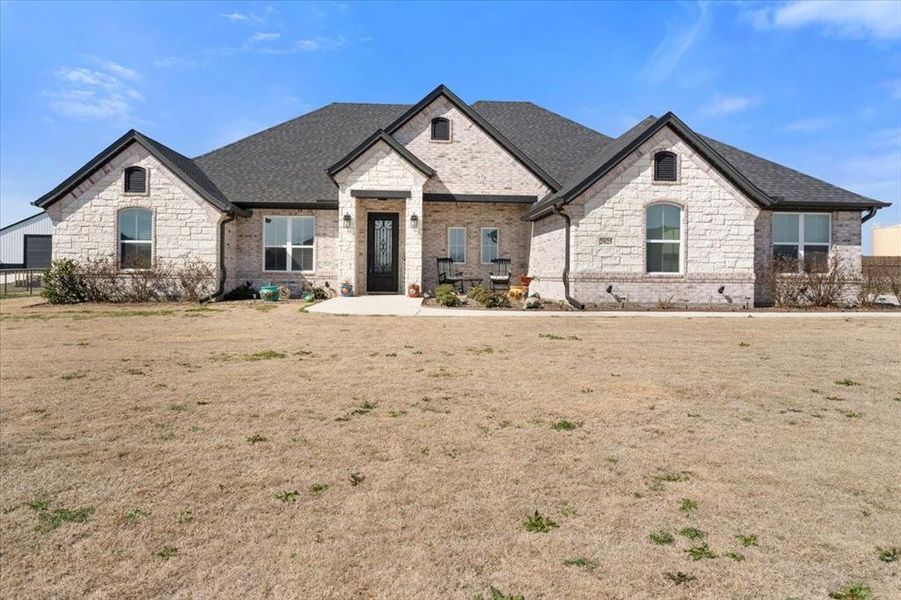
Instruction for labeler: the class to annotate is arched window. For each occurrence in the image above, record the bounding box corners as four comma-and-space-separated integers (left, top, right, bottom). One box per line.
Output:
124, 166, 147, 193
431, 117, 450, 141
646, 204, 681, 273
654, 151, 677, 182
119, 208, 153, 269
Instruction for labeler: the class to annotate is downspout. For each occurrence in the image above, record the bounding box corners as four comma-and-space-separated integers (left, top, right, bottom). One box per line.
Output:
201, 211, 237, 303
551, 205, 584, 310
861, 207, 878, 223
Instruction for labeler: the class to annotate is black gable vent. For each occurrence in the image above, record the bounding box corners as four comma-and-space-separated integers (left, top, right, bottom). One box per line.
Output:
654, 152, 677, 182
125, 166, 147, 193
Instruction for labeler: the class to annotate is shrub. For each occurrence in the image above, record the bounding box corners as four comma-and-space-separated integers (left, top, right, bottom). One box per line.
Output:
483, 293, 511, 308
435, 284, 461, 307
765, 254, 854, 308
42, 259, 86, 304
467, 285, 491, 304
175, 257, 217, 302
310, 286, 330, 300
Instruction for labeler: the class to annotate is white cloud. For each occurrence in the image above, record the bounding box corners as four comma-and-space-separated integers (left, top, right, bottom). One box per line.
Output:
222, 12, 249, 22
641, 1, 710, 83
153, 56, 198, 68
256, 36, 347, 54
250, 32, 281, 42
700, 94, 758, 117
43, 59, 143, 120
751, 1, 901, 40
779, 116, 835, 132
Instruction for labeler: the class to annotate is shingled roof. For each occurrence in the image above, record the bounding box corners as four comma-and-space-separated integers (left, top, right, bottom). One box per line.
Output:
35, 86, 890, 215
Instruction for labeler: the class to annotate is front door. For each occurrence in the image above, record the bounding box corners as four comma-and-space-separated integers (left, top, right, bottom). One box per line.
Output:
367, 213, 399, 293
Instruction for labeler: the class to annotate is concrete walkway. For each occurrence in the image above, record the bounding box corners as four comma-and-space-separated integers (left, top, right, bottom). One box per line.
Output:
305, 296, 901, 318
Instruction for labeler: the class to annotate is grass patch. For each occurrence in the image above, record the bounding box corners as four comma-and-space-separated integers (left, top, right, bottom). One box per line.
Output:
876, 546, 898, 562
684, 542, 716, 560
523, 510, 559, 533
838, 409, 863, 418
664, 571, 696, 585
552, 419, 577, 431
649, 530, 675, 545
177, 508, 194, 524
735, 533, 758, 547
275, 490, 300, 503
679, 498, 698, 513
156, 545, 178, 560
349, 472, 365, 487
481, 587, 524, 600
539, 333, 581, 341
243, 349, 286, 361
678, 527, 706, 540
309, 483, 328, 494
563, 556, 598, 571
60, 371, 87, 380
124, 508, 149, 524
725, 551, 746, 561
829, 582, 873, 600
28, 499, 94, 532
652, 469, 692, 483
170, 403, 186, 412
835, 378, 861, 387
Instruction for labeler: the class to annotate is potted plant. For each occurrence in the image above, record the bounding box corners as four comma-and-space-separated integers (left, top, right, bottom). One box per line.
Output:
407, 283, 421, 298
339, 281, 354, 297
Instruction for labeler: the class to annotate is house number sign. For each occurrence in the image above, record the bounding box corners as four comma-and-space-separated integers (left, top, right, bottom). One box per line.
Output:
598, 237, 613, 245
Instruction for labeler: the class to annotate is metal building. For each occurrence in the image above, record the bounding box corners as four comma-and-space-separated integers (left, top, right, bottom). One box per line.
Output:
0, 212, 53, 269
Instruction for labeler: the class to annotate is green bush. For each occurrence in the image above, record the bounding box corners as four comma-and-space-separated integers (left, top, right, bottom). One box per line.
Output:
467, 285, 491, 304
483, 293, 511, 308
434, 284, 461, 307
42, 259, 86, 304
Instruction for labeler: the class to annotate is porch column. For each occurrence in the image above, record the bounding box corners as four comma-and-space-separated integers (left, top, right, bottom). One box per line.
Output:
337, 186, 358, 291
404, 187, 423, 292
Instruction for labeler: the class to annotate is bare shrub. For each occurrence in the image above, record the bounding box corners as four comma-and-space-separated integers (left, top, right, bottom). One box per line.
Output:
766, 254, 854, 308
79, 257, 124, 302
175, 258, 217, 302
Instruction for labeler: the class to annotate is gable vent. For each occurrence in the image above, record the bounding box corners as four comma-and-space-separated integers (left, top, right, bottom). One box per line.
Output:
431, 117, 450, 141
654, 152, 677, 182
124, 166, 147, 193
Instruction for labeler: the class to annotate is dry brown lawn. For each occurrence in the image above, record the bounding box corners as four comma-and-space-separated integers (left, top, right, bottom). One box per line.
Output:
1, 298, 899, 599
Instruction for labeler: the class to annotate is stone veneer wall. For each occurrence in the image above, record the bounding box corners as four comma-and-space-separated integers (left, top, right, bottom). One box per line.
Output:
46, 143, 224, 272
421, 202, 531, 293
560, 127, 761, 307
225, 208, 339, 293
392, 97, 551, 198
526, 213, 567, 301
333, 140, 427, 294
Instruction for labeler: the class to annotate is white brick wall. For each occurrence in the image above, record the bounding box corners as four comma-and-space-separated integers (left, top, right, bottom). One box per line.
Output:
47, 143, 223, 272
392, 97, 551, 198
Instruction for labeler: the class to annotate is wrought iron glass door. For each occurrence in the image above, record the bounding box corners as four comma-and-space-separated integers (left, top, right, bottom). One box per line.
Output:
366, 213, 399, 293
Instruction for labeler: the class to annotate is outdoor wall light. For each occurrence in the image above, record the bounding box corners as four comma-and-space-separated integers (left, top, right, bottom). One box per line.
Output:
606, 284, 614, 294
717, 285, 725, 294
343, 213, 352, 228
410, 213, 419, 228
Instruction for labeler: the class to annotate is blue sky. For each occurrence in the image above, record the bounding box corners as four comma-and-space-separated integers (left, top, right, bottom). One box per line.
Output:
1, 1, 899, 250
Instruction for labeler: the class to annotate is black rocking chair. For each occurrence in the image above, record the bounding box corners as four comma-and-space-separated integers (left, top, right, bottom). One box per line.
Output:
489, 258, 512, 292
437, 257, 464, 293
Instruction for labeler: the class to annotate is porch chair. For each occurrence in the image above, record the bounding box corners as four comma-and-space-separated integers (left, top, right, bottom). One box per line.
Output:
437, 257, 464, 293
489, 258, 512, 292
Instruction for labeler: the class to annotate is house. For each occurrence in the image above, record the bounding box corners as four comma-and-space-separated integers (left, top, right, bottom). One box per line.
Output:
32, 84, 890, 306
0, 211, 52, 270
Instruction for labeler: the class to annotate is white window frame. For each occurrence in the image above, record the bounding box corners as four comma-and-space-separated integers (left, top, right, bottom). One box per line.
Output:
262, 215, 316, 273
118, 207, 154, 271
448, 227, 466, 264
772, 212, 832, 273
480, 227, 499, 265
645, 203, 683, 275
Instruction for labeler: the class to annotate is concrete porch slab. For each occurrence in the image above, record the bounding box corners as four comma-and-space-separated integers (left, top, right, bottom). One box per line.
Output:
306, 295, 423, 316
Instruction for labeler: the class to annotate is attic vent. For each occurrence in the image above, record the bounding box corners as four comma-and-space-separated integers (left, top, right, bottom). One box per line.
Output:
124, 166, 147, 193
654, 151, 677, 182
431, 117, 450, 141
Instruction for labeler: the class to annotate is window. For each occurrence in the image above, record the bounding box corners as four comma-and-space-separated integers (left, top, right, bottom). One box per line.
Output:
264, 216, 315, 272
481, 227, 498, 264
448, 227, 466, 264
124, 167, 147, 194
646, 204, 681, 273
773, 213, 831, 273
431, 117, 450, 141
654, 152, 677, 182
119, 208, 152, 269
